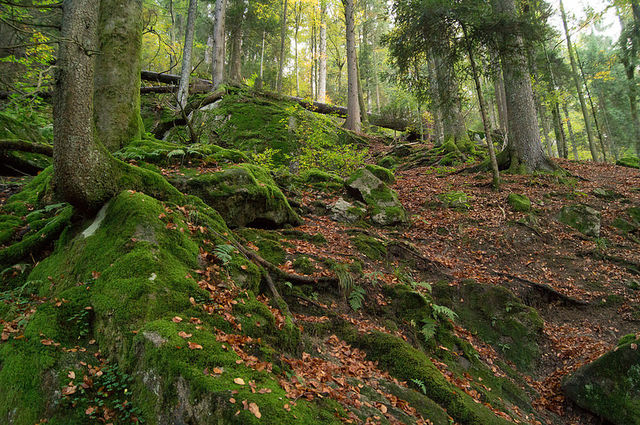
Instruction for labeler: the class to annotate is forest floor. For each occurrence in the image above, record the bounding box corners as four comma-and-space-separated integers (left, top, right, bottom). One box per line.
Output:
2, 99, 639, 424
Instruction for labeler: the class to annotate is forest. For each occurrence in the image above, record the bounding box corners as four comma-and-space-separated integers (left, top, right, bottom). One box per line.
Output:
0, 0, 639, 424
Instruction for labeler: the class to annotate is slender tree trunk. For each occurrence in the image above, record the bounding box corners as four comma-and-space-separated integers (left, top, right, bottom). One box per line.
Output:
563, 102, 579, 160
598, 90, 618, 160
55, 0, 119, 211
560, 0, 598, 161
259, 31, 265, 80
343, 0, 360, 132
356, 53, 368, 124
318, 1, 327, 103
276, 0, 288, 92
229, 13, 244, 83
427, 54, 444, 145
463, 25, 499, 188
169, 0, 177, 71
550, 105, 564, 158
294, 26, 299, 96
177, 0, 197, 108
433, 51, 466, 142
491, 49, 508, 140
492, 0, 553, 172
211, 0, 226, 86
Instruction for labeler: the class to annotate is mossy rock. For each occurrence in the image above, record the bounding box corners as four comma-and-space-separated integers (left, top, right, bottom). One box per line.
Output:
329, 198, 366, 223
507, 193, 531, 212
432, 281, 543, 371
616, 156, 640, 169
350, 234, 387, 261
346, 168, 407, 226
558, 204, 601, 237
180, 164, 302, 229
377, 155, 398, 169
562, 340, 640, 425
298, 169, 344, 191
0, 189, 341, 424
365, 164, 395, 184
292, 256, 317, 275
338, 327, 513, 425
591, 187, 622, 200
236, 228, 289, 265
437, 191, 471, 210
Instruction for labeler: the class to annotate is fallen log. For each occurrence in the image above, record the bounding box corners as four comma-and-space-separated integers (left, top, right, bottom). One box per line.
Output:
151, 89, 226, 138
140, 69, 411, 132
0, 139, 53, 156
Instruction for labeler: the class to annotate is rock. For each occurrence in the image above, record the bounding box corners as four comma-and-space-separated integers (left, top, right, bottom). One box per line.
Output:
616, 156, 640, 169
183, 164, 302, 228
330, 198, 365, 223
591, 187, 622, 200
437, 191, 471, 210
346, 169, 407, 226
562, 340, 640, 425
558, 204, 601, 237
507, 193, 531, 212
365, 164, 396, 184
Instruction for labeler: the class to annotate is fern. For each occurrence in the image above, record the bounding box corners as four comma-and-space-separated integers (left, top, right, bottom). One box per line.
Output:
432, 304, 458, 322
411, 378, 427, 395
333, 264, 354, 296
348, 287, 366, 311
420, 318, 436, 342
213, 244, 234, 265
167, 149, 186, 158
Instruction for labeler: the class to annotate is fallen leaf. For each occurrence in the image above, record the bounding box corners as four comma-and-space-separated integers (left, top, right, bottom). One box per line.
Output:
234, 377, 245, 385
188, 342, 203, 350
172, 316, 183, 323
248, 402, 261, 418
178, 331, 192, 339
67, 371, 75, 379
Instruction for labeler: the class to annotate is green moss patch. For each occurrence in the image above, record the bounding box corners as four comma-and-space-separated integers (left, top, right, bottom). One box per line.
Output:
507, 193, 531, 212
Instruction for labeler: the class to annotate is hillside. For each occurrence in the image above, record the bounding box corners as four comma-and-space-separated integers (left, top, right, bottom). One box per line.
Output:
1, 90, 639, 425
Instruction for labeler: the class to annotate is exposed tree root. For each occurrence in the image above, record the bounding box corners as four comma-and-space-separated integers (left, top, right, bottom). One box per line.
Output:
497, 272, 588, 307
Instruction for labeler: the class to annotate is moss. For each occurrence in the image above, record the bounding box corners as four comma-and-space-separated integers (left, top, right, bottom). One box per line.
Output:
377, 155, 397, 170
365, 164, 395, 184
2, 167, 53, 216
0, 214, 22, 245
616, 156, 640, 169
298, 168, 344, 191
437, 191, 471, 210
562, 342, 640, 425
182, 164, 302, 229
292, 256, 317, 275
379, 380, 451, 425
281, 230, 327, 244
432, 281, 543, 371
338, 327, 512, 425
350, 234, 387, 261
236, 228, 289, 266
507, 193, 531, 212
558, 204, 601, 237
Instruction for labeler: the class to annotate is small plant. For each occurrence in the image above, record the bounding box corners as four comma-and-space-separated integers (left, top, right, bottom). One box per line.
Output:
364, 271, 384, 286
411, 378, 427, 395
432, 304, 458, 322
348, 286, 366, 311
251, 147, 280, 171
67, 308, 91, 339
419, 318, 436, 342
213, 244, 234, 265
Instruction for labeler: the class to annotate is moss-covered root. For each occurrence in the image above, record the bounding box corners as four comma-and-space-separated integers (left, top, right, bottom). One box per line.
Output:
338, 327, 513, 425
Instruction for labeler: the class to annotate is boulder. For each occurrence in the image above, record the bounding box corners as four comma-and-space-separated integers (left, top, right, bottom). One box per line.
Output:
507, 193, 531, 212
365, 164, 396, 184
558, 204, 601, 237
346, 169, 407, 226
591, 187, 622, 200
437, 191, 471, 210
562, 339, 640, 425
330, 198, 365, 223
183, 164, 302, 228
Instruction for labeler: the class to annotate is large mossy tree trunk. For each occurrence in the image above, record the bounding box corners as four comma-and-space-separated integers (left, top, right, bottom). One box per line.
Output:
94, 0, 144, 152
54, 0, 120, 211
492, 0, 554, 172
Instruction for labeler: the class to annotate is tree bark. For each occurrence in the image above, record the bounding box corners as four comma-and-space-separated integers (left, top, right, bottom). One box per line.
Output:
492, 0, 554, 172
177, 0, 198, 108
618, 10, 640, 157
276, 0, 288, 92
317, 0, 327, 103
463, 25, 499, 188
93, 0, 144, 152
211, 0, 227, 87
562, 102, 579, 160
560, 0, 599, 161
343, 0, 360, 132
54, 0, 120, 211
433, 50, 466, 142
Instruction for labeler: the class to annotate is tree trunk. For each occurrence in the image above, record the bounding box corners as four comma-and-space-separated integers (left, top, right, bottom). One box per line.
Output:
93, 0, 144, 152
276, 0, 288, 92
560, 0, 599, 161
562, 102, 579, 160
318, 1, 327, 103
618, 11, 640, 157
597, 90, 618, 160
211, 0, 227, 87
356, 52, 368, 125
463, 25, 499, 188
55, 0, 120, 211
177, 0, 198, 108
229, 24, 243, 83
433, 50, 466, 142
491, 49, 508, 140
259, 31, 265, 80
492, 0, 553, 172
343, 0, 360, 132
550, 104, 564, 158
574, 47, 607, 161
427, 55, 444, 145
